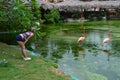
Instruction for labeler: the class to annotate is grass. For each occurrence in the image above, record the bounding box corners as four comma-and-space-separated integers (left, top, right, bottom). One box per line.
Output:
0, 42, 71, 80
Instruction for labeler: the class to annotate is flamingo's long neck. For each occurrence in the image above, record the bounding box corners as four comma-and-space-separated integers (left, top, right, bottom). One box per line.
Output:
83, 27, 85, 37
108, 31, 111, 38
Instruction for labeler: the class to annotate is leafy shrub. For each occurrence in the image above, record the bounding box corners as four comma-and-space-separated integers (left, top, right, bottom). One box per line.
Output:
0, 0, 34, 31
71, 13, 80, 19
44, 8, 60, 24
88, 12, 105, 21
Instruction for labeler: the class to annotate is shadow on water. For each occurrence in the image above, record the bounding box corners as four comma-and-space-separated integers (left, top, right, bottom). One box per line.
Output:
35, 29, 120, 80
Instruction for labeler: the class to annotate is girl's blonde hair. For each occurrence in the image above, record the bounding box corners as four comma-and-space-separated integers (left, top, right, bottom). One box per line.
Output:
30, 27, 35, 33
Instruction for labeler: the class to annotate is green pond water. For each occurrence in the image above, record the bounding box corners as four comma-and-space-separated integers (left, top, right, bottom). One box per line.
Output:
35, 29, 120, 80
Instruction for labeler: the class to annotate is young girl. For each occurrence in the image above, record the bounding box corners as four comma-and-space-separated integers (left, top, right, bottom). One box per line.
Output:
16, 27, 35, 60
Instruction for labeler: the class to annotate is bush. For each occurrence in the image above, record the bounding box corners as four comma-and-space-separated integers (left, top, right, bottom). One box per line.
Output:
0, 0, 34, 31
88, 12, 105, 21
71, 13, 80, 19
44, 8, 60, 24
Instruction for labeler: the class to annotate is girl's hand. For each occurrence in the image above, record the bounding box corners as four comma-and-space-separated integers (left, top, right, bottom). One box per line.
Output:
24, 39, 28, 44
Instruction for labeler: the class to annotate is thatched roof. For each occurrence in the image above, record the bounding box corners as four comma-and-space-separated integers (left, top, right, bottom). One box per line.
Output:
55, 0, 120, 12
37, 0, 55, 10
22, 0, 120, 12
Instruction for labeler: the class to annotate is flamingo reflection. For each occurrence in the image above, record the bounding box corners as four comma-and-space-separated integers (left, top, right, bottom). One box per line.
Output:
103, 50, 110, 61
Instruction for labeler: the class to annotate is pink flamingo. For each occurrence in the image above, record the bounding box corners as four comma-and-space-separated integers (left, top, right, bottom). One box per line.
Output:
77, 27, 86, 43
102, 30, 112, 44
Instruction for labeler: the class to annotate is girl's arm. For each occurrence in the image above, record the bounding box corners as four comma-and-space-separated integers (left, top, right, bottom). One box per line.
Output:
24, 33, 34, 44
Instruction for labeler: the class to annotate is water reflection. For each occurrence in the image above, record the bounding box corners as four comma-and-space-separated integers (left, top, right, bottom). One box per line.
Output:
36, 29, 120, 80
77, 47, 85, 58
102, 50, 110, 61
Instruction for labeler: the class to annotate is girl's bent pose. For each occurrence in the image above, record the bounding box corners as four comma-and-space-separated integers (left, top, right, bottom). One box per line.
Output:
16, 27, 35, 60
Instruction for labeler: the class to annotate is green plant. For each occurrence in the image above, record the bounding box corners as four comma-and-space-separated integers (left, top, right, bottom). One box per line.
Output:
0, 0, 34, 31
30, 0, 42, 25
44, 8, 60, 24
88, 12, 105, 21
13, 0, 34, 29
29, 0, 43, 40
71, 13, 80, 19
116, 8, 120, 13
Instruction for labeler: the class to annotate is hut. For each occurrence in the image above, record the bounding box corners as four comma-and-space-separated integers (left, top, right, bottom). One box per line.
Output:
22, 0, 120, 21
55, 0, 120, 20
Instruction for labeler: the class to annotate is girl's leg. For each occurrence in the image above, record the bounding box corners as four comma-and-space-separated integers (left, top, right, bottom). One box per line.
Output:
17, 41, 28, 58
